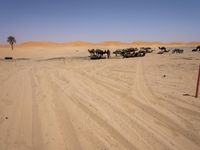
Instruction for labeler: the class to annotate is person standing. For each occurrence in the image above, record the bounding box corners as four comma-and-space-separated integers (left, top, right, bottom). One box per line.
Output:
107, 50, 110, 59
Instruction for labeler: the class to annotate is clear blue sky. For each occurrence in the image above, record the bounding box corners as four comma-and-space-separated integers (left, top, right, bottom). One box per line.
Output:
0, 0, 200, 43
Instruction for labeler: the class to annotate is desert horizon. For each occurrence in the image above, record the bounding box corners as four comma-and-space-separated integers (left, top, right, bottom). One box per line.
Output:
1, 40, 200, 48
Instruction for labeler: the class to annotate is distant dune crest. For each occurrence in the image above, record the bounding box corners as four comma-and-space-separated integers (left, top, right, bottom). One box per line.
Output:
1, 41, 200, 48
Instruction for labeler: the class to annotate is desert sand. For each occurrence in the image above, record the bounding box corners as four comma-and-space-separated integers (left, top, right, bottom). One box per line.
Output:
0, 42, 200, 150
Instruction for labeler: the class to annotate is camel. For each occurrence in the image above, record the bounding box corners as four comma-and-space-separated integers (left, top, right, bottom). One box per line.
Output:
158, 46, 170, 54
197, 46, 200, 50
88, 49, 95, 54
95, 49, 107, 58
158, 47, 167, 51
113, 49, 122, 56
159, 47, 170, 52
88, 49, 109, 59
192, 49, 197, 52
192, 46, 200, 52
141, 47, 153, 53
172, 48, 184, 54
136, 50, 146, 57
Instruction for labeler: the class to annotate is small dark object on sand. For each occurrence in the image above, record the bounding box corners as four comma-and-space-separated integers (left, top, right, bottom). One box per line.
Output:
5, 57, 13, 60
163, 75, 166, 77
157, 51, 164, 54
5, 117, 8, 120
183, 94, 190, 96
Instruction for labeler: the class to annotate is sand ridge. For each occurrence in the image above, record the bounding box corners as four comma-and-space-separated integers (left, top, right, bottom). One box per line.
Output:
1, 41, 200, 48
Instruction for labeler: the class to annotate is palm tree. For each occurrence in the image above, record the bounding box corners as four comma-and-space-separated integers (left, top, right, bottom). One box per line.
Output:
7, 36, 16, 50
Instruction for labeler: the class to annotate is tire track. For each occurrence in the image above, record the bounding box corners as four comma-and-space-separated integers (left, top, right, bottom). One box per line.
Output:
48, 68, 138, 150
134, 59, 200, 149
52, 66, 175, 150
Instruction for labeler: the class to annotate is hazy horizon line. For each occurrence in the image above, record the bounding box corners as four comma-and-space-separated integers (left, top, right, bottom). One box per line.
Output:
1, 40, 200, 45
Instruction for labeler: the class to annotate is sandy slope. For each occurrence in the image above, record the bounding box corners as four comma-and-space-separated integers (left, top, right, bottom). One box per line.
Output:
0, 47, 200, 150
1, 41, 200, 48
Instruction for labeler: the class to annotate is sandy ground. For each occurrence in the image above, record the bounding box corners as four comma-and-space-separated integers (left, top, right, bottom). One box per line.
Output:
0, 46, 200, 150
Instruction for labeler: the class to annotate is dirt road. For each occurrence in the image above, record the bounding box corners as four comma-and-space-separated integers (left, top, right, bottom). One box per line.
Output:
0, 53, 200, 150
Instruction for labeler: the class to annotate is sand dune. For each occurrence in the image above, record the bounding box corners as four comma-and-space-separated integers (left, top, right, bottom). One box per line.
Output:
1, 41, 200, 48
98, 41, 130, 46
18, 41, 64, 47
0, 46, 200, 150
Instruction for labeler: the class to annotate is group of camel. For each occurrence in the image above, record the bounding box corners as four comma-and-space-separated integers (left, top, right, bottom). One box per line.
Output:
88, 49, 110, 59
113, 48, 148, 58
172, 48, 184, 54
88, 46, 199, 59
158, 47, 184, 54
158, 46, 200, 54
88, 47, 153, 59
